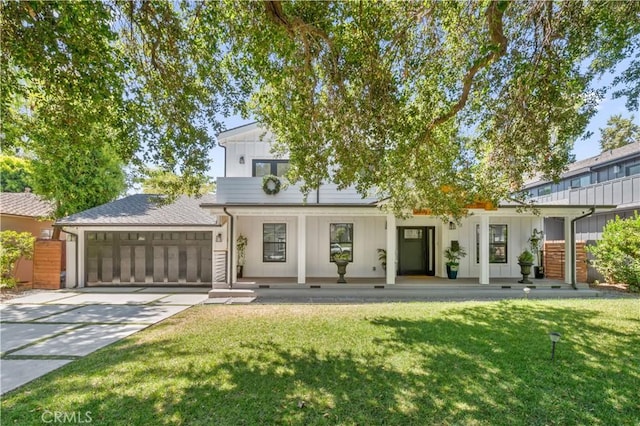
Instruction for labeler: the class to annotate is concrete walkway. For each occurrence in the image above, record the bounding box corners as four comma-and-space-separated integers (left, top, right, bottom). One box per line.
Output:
209, 285, 610, 304
0, 287, 208, 395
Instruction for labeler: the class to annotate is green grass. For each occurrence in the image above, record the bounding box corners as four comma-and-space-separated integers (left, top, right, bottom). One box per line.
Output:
2, 299, 639, 425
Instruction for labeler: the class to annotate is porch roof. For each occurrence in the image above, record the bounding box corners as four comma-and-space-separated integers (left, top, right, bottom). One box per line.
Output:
200, 202, 616, 218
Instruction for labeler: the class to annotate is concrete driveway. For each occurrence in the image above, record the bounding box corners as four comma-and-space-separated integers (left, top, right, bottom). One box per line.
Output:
0, 287, 208, 395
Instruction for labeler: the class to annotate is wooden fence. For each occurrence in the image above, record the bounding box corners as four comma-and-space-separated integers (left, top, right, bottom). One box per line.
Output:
543, 240, 587, 283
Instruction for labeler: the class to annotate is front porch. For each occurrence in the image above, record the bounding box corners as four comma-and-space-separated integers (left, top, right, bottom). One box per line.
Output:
216, 275, 582, 290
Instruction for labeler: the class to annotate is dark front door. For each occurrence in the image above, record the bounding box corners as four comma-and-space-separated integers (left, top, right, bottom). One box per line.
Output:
398, 227, 435, 275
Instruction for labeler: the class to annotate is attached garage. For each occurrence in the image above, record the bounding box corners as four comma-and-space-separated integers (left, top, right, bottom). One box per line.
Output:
85, 231, 213, 285
56, 194, 221, 287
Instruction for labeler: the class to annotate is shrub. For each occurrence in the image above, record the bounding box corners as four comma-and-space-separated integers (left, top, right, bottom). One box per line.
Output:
0, 230, 35, 288
586, 213, 640, 292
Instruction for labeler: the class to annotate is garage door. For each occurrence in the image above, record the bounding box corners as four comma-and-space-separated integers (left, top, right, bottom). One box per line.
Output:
86, 231, 212, 285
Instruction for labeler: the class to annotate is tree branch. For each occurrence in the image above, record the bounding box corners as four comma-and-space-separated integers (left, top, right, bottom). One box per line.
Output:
427, 1, 508, 131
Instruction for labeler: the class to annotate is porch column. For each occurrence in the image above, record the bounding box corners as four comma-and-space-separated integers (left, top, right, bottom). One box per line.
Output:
386, 214, 396, 284
564, 216, 573, 285
297, 214, 306, 284
231, 215, 238, 285
479, 214, 490, 285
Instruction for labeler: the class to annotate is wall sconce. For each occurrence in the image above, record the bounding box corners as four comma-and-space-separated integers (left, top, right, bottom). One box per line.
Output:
239, 156, 245, 164
215, 233, 223, 242
449, 221, 456, 230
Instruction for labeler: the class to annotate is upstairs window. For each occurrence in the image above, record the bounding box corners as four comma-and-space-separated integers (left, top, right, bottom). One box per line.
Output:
537, 185, 552, 196
253, 160, 290, 177
627, 164, 640, 176
570, 175, 591, 189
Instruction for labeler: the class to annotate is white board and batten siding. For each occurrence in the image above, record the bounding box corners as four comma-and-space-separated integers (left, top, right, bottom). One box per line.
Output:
236, 215, 387, 278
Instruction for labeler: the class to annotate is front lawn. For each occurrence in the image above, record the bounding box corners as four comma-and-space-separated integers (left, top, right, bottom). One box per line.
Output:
3, 299, 639, 425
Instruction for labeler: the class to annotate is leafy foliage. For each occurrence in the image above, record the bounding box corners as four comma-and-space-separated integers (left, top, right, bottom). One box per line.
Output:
0, 230, 35, 288
0, 155, 33, 193
2, 1, 640, 218
599, 114, 640, 151
586, 213, 640, 292
137, 167, 215, 197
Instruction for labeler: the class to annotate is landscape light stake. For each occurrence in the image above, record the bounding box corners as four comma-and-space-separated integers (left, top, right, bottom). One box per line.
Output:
549, 332, 561, 361
523, 287, 531, 299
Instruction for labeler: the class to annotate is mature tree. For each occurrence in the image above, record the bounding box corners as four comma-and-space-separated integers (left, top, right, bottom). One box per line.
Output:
0, 155, 33, 193
137, 167, 215, 196
599, 114, 640, 151
3, 0, 640, 219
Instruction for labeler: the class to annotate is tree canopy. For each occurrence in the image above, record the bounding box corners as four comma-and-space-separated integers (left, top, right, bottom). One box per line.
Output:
599, 114, 640, 152
0, 155, 33, 193
2, 0, 639, 218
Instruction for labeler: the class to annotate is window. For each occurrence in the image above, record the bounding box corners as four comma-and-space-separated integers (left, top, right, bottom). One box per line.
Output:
537, 185, 551, 196
570, 174, 591, 188
476, 224, 508, 264
252, 160, 290, 177
330, 223, 353, 262
263, 223, 286, 262
627, 164, 640, 176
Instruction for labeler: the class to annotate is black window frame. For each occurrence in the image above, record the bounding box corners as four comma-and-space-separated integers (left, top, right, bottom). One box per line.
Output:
476, 224, 508, 264
252, 159, 290, 177
330, 223, 353, 262
263, 223, 287, 263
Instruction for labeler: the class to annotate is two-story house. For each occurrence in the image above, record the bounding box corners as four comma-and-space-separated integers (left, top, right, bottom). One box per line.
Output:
201, 123, 614, 287
57, 122, 617, 289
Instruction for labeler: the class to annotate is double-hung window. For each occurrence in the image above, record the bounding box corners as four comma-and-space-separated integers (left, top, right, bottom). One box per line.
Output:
476, 224, 508, 264
263, 223, 286, 262
330, 223, 353, 262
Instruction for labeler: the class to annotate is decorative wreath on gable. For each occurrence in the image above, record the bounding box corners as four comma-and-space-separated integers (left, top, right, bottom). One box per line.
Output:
262, 174, 281, 195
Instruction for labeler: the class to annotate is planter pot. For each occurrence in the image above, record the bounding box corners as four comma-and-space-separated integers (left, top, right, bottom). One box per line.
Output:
534, 266, 545, 279
335, 260, 348, 283
446, 264, 459, 280
518, 261, 533, 284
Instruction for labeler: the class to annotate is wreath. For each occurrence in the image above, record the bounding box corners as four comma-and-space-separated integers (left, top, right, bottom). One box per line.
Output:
262, 174, 281, 195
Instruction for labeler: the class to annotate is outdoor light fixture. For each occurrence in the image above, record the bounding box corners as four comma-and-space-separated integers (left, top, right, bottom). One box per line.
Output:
523, 287, 531, 299
239, 155, 245, 164
449, 221, 456, 230
549, 332, 561, 361
215, 232, 223, 242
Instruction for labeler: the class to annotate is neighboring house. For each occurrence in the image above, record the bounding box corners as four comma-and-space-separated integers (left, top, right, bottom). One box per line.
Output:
0, 191, 57, 282
201, 123, 612, 287
524, 141, 640, 281
56, 194, 221, 287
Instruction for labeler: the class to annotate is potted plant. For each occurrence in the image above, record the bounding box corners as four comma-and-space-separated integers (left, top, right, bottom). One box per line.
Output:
236, 234, 248, 278
517, 249, 535, 284
444, 241, 467, 279
377, 248, 387, 272
528, 228, 545, 279
332, 251, 350, 283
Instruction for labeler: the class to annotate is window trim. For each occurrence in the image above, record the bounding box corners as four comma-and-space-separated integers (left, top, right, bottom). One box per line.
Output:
262, 223, 287, 263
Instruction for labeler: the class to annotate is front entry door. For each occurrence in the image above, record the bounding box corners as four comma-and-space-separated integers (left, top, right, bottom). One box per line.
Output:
398, 227, 435, 275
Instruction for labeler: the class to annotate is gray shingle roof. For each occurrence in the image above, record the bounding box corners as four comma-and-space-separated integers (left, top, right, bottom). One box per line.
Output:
56, 194, 218, 226
0, 192, 55, 218
525, 141, 640, 187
